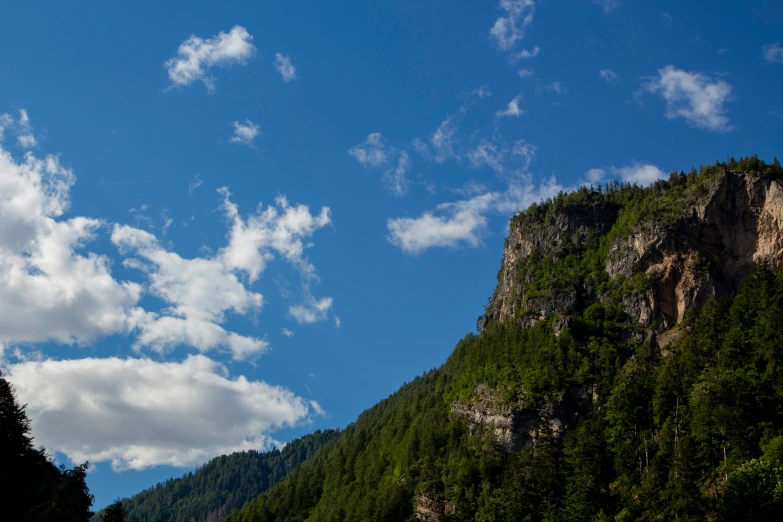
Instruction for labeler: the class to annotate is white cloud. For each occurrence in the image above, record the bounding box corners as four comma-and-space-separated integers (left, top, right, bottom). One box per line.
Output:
165, 26, 255, 92
218, 188, 331, 282
518, 68, 534, 78
188, 173, 204, 195
600, 69, 618, 81
490, 0, 536, 51
387, 178, 564, 254
348, 133, 411, 196
546, 81, 568, 94
288, 294, 334, 324
763, 43, 783, 64
496, 95, 524, 117
645, 65, 733, 131
274, 53, 297, 82
0, 137, 142, 349
348, 132, 388, 168
430, 114, 460, 163
6, 355, 319, 471
388, 140, 566, 254
17, 134, 37, 148
583, 163, 667, 186
468, 141, 506, 174
514, 46, 540, 60
230, 120, 260, 147
593, 0, 620, 13
281, 328, 294, 337
112, 225, 268, 360
334, 316, 341, 329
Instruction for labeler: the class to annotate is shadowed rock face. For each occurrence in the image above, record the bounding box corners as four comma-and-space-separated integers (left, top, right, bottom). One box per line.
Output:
486, 171, 783, 332
415, 495, 451, 521
450, 384, 596, 453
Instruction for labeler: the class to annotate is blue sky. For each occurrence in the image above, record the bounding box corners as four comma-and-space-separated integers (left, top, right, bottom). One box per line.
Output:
0, 0, 781, 510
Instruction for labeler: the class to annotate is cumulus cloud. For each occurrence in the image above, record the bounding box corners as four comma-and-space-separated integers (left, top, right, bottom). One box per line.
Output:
600, 69, 618, 81
593, 0, 620, 13
496, 95, 524, 118
763, 43, 783, 64
490, 0, 536, 51
274, 53, 297, 82
583, 163, 667, 186
0, 132, 142, 349
218, 188, 331, 282
6, 355, 320, 471
230, 120, 260, 147
281, 328, 294, 337
348, 133, 411, 196
165, 26, 255, 92
111, 225, 268, 360
644, 65, 733, 132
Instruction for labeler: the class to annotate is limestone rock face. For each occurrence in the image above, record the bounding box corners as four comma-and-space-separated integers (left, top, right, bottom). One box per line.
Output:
486, 199, 619, 327
484, 171, 783, 332
415, 495, 451, 521
450, 384, 595, 452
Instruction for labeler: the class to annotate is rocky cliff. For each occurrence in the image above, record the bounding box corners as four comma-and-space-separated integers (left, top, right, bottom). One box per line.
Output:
484, 169, 783, 333
459, 167, 783, 454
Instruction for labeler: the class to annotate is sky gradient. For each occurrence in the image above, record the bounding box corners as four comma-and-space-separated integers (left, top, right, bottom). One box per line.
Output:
0, 0, 782, 510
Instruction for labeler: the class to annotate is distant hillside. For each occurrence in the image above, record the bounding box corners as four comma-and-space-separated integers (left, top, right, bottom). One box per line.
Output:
107, 429, 338, 522
224, 157, 783, 521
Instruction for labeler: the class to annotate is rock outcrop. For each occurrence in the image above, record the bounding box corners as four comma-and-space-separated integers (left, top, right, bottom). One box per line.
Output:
484, 170, 783, 332
415, 495, 451, 521
450, 384, 596, 452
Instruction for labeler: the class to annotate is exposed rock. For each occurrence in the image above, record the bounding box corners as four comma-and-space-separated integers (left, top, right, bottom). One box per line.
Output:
486, 199, 619, 327
416, 495, 451, 522
450, 383, 595, 452
485, 171, 783, 333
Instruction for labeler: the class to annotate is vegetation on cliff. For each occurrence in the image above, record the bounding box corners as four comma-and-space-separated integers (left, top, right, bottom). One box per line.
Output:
222, 157, 783, 521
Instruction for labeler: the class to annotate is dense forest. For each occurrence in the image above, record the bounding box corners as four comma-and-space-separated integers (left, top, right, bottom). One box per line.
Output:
222, 157, 783, 521
105, 429, 339, 522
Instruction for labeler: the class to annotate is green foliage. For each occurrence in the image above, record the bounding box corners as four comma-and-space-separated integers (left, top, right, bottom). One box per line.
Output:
719, 459, 783, 521
109, 429, 339, 522
1, 370, 95, 521
218, 159, 783, 521
100, 500, 127, 522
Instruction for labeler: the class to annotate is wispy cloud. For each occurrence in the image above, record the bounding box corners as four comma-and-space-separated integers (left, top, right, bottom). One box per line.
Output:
644, 65, 733, 132
593, 0, 620, 13
490, 0, 536, 51
281, 328, 294, 337
274, 53, 297, 82
583, 163, 668, 186
600, 69, 618, 81
230, 120, 260, 146
496, 95, 524, 118
165, 26, 255, 92
348, 133, 411, 196
513, 46, 540, 61
762, 43, 783, 64
188, 173, 204, 195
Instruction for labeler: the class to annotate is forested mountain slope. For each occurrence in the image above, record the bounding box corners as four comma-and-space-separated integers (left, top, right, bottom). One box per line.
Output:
109, 429, 338, 522
223, 158, 783, 521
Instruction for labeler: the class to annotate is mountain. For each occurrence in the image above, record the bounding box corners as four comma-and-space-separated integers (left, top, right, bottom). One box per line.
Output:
219, 157, 783, 522
105, 429, 339, 522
